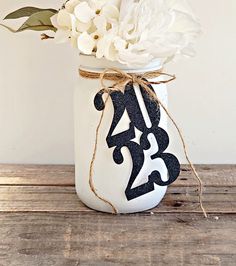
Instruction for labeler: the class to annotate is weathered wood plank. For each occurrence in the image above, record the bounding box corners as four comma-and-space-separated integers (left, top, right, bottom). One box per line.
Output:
179, 164, 236, 187
0, 165, 235, 265
0, 164, 235, 187
0, 164, 74, 186
0, 186, 235, 213
0, 213, 235, 266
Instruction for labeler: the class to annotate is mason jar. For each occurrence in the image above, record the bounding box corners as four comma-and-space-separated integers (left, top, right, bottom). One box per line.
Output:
74, 54, 180, 214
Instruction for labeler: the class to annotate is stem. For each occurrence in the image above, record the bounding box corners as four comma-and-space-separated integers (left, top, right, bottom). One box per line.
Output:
41, 33, 54, 40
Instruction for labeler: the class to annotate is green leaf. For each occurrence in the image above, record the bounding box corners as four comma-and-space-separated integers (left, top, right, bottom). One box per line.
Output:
1, 10, 57, 33
4, 7, 57, 20
17, 10, 57, 32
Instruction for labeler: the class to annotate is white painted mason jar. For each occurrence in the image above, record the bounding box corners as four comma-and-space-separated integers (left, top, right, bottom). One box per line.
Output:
74, 55, 179, 214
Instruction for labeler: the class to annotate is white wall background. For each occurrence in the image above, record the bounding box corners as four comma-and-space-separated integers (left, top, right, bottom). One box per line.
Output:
0, 0, 235, 164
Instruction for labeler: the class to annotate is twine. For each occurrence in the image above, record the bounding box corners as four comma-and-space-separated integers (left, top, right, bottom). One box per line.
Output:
79, 67, 208, 218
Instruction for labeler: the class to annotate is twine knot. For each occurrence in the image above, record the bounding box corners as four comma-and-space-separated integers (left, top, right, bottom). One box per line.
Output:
97, 68, 176, 97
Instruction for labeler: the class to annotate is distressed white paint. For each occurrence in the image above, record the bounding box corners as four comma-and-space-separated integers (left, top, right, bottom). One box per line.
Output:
75, 56, 169, 213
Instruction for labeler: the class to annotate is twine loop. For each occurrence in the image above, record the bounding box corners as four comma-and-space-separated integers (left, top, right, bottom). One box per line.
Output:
79, 67, 207, 218
97, 68, 176, 94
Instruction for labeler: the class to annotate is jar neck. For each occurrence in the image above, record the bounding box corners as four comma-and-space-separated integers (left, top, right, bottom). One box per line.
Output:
79, 55, 163, 73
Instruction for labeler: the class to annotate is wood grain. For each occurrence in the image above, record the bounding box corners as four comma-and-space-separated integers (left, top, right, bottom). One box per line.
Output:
0, 164, 235, 266
0, 185, 235, 213
0, 213, 235, 266
0, 164, 235, 187
0, 164, 74, 186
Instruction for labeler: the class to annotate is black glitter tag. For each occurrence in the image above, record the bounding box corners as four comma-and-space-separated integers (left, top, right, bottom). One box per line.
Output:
94, 82, 180, 201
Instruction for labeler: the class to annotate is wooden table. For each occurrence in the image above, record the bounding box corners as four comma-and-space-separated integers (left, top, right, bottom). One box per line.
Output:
0, 165, 235, 266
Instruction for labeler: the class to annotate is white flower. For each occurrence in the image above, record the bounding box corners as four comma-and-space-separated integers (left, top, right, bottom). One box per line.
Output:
52, 0, 201, 66
96, 29, 119, 60
74, 2, 95, 23
115, 0, 201, 66
51, 9, 77, 44
77, 32, 95, 54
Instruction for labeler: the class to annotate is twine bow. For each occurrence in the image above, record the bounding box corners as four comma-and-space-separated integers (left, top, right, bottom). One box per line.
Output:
79, 67, 208, 218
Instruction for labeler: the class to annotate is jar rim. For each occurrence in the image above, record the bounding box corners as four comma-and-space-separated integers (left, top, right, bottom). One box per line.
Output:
79, 54, 163, 73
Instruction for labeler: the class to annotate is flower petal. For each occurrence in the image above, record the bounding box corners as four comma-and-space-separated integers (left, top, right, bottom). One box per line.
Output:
93, 16, 107, 34
89, 0, 107, 10
101, 5, 119, 20
65, 0, 81, 13
96, 36, 109, 58
77, 32, 95, 54
54, 29, 70, 43
96, 35, 117, 61
57, 10, 73, 28
77, 20, 92, 32
51, 14, 59, 28
74, 2, 95, 23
